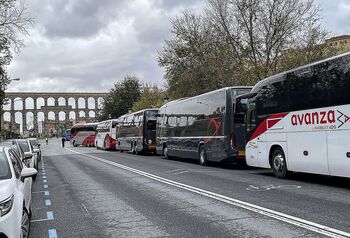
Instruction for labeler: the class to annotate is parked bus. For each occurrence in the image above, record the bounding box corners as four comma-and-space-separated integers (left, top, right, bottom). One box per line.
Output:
156, 86, 252, 165
243, 52, 350, 178
117, 109, 158, 154
63, 129, 71, 141
70, 123, 97, 147
95, 120, 118, 150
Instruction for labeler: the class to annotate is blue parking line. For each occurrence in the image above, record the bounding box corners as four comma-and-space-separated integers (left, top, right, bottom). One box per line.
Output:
44, 191, 50, 196
47, 211, 54, 220
48, 229, 58, 238
45, 199, 51, 206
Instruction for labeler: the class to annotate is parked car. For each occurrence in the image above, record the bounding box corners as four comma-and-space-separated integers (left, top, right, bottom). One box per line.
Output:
28, 138, 41, 161
13, 140, 39, 180
0, 146, 37, 238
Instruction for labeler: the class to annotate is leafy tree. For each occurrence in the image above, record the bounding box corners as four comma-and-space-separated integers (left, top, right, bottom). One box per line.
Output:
159, 0, 335, 99
99, 75, 141, 120
132, 86, 166, 112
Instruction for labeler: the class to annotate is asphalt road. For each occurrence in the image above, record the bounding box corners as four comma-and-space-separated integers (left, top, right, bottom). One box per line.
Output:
30, 139, 350, 238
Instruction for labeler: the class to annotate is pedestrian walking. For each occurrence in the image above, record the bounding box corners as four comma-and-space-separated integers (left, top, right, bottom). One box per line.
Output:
62, 137, 65, 147
46, 137, 48, 145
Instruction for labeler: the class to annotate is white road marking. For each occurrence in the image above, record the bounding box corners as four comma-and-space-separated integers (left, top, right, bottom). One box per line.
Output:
66, 148, 350, 238
174, 170, 189, 175
166, 169, 184, 173
45, 191, 50, 196
44, 184, 48, 189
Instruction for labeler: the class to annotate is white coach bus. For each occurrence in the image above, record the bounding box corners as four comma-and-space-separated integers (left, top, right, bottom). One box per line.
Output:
95, 120, 118, 150
242, 52, 350, 178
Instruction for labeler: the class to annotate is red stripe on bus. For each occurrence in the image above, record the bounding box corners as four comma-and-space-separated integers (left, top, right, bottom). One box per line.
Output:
249, 112, 288, 141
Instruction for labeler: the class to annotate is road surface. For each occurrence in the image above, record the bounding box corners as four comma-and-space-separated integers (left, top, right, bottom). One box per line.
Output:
30, 139, 350, 238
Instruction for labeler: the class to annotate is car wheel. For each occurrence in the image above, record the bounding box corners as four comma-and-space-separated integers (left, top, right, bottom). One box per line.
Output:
271, 147, 290, 179
199, 145, 208, 166
21, 208, 30, 238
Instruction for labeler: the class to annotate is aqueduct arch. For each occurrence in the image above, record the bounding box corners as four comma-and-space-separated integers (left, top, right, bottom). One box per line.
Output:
3, 92, 107, 136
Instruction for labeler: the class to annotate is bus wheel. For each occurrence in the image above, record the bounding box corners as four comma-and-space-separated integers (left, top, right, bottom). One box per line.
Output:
199, 145, 208, 166
73, 141, 78, 147
271, 147, 290, 179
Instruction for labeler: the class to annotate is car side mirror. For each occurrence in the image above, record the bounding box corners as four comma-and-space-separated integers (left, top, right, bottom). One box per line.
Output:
33, 148, 40, 153
24, 152, 33, 160
21, 168, 37, 179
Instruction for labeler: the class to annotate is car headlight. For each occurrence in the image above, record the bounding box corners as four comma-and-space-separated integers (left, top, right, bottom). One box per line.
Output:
0, 195, 14, 217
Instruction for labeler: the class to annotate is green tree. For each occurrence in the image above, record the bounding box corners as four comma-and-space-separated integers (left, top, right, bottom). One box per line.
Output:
99, 75, 141, 120
132, 86, 166, 111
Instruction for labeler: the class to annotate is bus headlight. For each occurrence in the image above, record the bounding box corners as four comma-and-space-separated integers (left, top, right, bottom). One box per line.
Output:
0, 195, 14, 217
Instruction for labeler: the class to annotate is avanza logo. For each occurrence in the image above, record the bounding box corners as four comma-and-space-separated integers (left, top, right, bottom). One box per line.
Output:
291, 110, 335, 126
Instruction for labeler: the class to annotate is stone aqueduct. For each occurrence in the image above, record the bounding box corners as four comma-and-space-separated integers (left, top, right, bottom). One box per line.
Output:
2, 92, 108, 135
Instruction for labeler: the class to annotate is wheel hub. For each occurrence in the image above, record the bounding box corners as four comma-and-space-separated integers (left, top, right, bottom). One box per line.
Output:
274, 154, 284, 172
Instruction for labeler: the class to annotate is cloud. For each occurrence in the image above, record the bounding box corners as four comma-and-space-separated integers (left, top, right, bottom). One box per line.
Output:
7, 0, 346, 93
7, 0, 203, 92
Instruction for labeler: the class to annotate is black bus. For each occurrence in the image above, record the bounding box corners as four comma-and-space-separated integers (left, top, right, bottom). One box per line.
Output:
117, 109, 158, 154
156, 86, 252, 165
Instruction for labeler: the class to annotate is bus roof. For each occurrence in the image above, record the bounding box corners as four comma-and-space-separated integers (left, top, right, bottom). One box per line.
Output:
118, 108, 159, 119
252, 51, 350, 92
71, 122, 98, 128
160, 86, 253, 109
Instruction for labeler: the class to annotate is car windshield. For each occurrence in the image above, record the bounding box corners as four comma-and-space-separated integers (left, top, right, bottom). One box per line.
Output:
0, 152, 11, 180
30, 140, 38, 146
18, 141, 30, 152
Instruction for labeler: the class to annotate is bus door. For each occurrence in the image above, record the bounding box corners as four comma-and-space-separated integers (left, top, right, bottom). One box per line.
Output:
327, 130, 350, 177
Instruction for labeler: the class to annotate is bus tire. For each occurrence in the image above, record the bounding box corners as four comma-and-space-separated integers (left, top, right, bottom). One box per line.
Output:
73, 141, 78, 147
199, 145, 208, 166
270, 147, 290, 179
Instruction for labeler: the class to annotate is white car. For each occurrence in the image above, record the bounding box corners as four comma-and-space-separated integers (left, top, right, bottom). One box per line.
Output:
0, 146, 37, 238
13, 139, 39, 181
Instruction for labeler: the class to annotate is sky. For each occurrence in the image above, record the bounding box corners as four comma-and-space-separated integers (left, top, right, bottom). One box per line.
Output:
6, 0, 350, 93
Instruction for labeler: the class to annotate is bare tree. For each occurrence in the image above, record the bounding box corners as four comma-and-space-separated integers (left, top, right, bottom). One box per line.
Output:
0, 0, 34, 50
207, 0, 328, 80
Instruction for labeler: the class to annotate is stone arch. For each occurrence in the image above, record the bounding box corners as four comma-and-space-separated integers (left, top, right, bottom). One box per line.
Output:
58, 97, 66, 106
25, 97, 35, 110
59, 111, 66, 121
26, 112, 34, 130
37, 112, 45, 122
78, 97, 86, 109
97, 97, 104, 109
37, 112, 45, 134
68, 97, 76, 109
48, 111, 56, 121
89, 111, 96, 118
3, 99, 11, 111
79, 111, 85, 118
47, 97, 55, 106
3, 112, 10, 122
14, 97, 23, 110
36, 97, 45, 109
88, 97, 95, 109
69, 111, 76, 120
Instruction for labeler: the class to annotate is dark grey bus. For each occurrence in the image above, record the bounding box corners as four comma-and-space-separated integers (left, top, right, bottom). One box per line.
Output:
156, 86, 252, 165
117, 109, 158, 154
